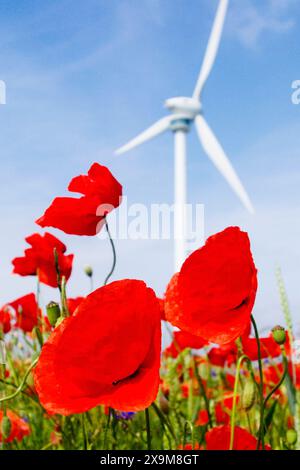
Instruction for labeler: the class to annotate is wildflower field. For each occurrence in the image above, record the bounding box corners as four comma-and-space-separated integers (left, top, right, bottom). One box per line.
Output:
0, 162, 299, 451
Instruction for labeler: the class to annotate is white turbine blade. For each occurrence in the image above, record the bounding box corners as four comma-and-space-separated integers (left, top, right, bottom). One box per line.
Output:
195, 115, 254, 213
193, 0, 229, 99
115, 115, 174, 155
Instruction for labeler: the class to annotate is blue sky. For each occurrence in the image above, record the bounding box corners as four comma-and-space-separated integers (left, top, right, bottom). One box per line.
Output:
0, 0, 300, 334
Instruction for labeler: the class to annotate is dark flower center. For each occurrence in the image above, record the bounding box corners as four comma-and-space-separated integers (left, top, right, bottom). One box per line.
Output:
112, 367, 140, 386
233, 297, 249, 311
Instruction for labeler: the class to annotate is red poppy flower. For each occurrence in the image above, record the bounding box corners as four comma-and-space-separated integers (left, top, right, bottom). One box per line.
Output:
36, 163, 122, 236
164, 273, 182, 325
0, 410, 30, 443
208, 343, 237, 367
0, 307, 11, 334
178, 443, 201, 450
34, 279, 161, 415
6, 293, 40, 333
242, 336, 281, 361
295, 364, 300, 390
196, 404, 230, 427
215, 403, 230, 425
223, 393, 239, 410
164, 330, 207, 358
12, 232, 73, 288
196, 409, 209, 426
67, 297, 84, 315
158, 298, 166, 321
181, 383, 189, 399
225, 373, 235, 389
205, 425, 269, 450
165, 227, 257, 345
264, 364, 283, 386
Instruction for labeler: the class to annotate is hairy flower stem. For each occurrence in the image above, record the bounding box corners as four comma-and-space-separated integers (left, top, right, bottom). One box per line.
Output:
53, 248, 69, 317
0, 357, 38, 404
193, 357, 212, 428
262, 348, 288, 411
103, 217, 116, 286
60, 276, 69, 317
276, 267, 296, 384
183, 421, 194, 449
145, 408, 152, 450
151, 402, 176, 442
251, 315, 265, 450
230, 354, 248, 450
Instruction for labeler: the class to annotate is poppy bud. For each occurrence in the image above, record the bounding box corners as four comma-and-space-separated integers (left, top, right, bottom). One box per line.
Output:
46, 302, 61, 327
159, 394, 170, 415
84, 266, 93, 277
34, 326, 44, 347
286, 429, 297, 445
241, 380, 256, 411
1, 415, 12, 440
0, 339, 6, 365
272, 325, 286, 345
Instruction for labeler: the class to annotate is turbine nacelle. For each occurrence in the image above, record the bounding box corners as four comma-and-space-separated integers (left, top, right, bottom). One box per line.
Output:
164, 97, 201, 119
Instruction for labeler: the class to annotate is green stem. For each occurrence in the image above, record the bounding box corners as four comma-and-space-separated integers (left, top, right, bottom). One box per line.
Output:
81, 413, 88, 450
251, 315, 265, 450
145, 408, 152, 450
41, 442, 54, 450
103, 408, 111, 449
0, 358, 38, 404
183, 421, 194, 449
230, 354, 248, 450
193, 357, 212, 428
151, 402, 176, 441
263, 348, 288, 411
104, 217, 116, 286
60, 276, 69, 317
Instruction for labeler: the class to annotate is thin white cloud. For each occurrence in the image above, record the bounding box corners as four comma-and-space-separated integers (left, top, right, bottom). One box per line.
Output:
227, 0, 297, 47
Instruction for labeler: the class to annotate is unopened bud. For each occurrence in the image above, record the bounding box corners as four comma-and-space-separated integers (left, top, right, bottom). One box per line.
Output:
241, 380, 256, 411
272, 325, 286, 345
286, 429, 297, 445
84, 266, 93, 277
46, 302, 61, 327
1, 416, 11, 439
34, 326, 44, 347
159, 394, 170, 415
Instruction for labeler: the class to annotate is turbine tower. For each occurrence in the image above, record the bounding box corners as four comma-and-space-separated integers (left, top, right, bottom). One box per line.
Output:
115, 0, 254, 272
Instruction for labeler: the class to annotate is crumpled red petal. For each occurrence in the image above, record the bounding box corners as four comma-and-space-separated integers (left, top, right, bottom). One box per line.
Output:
34, 279, 161, 415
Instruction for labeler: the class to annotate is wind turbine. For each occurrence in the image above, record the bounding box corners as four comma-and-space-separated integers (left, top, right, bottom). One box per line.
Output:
115, 0, 254, 272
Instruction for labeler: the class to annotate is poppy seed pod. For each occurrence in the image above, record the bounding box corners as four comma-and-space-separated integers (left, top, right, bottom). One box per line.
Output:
272, 326, 286, 345
46, 302, 61, 327
1, 415, 12, 440
84, 266, 93, 277
241, 381, 256, 411
286, 429, 297, 445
